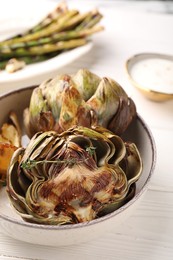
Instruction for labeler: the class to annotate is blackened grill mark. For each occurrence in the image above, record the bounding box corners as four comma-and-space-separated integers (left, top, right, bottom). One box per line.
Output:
40, 182, 56, 199
54, 204, 65, 215
92, 199, 102, 211
39, 111, 55, 131
91, 171, 111, 193
79, 193, 93, 207
59, 183, 88, 203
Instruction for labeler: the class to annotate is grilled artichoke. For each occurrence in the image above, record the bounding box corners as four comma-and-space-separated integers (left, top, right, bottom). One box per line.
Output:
7, 126, 142, 225
24, 69, 136, 137
0, 111, 21, 187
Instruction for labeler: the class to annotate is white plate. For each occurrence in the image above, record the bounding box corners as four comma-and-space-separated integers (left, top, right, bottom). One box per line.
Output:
0, 0, 94, 84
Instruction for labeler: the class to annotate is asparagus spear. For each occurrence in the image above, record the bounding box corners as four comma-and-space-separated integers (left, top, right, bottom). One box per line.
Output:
26, 1, 68, 33
75, 10, 103, 31
0, 39, 87, 58
0, 10, 79, 46
0, 25, 103, 50
5, 2, 69, 43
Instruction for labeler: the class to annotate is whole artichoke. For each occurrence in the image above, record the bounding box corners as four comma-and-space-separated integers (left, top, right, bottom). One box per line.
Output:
24, 69, 136, 137
7, 126, 142, 225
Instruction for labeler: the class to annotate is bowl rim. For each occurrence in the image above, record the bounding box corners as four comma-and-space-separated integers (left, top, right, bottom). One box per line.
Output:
0, 87, 156, 231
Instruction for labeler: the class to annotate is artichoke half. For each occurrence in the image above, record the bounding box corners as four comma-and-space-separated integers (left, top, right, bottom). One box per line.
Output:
24, 69, 136, 137
7, 126, 142, 225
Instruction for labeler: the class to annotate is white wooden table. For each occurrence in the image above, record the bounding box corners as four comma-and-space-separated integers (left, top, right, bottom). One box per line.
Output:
0, 1, 173, 259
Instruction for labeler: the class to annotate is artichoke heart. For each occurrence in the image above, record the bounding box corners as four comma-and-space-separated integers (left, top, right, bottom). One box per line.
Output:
24, 69, 136, 138
7, 126, 142, 225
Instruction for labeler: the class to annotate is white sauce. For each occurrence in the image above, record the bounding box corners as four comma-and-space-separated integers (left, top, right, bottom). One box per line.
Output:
130, 58, 173, 94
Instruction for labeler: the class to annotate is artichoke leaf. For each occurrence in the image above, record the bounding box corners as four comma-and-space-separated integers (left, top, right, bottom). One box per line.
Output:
0, 111, 21, 147
58, 84, 92, 132
21, 132, 57, 179
21, 132, 56, 162
72, 69, 101, 101
7, 147, 30, 213
68, 135, 97, 163
123, 142, 143, 185
91, 125, 126, 165
40, 74, 72, 121
98, 183, 136, 217
29, 88, 49, 120
27, 88, 52, 135
74, 126, 117, 164
87, 77, 121, 127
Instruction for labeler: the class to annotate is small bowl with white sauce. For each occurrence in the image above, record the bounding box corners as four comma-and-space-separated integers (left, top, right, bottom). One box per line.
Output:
125, 52, 173, 102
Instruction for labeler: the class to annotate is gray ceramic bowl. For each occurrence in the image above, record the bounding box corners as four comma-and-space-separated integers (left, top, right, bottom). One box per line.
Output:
0, 87, 156, 246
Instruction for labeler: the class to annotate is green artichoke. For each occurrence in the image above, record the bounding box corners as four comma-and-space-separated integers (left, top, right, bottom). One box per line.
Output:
7, 126, 142, 225
24, 69, 136, 137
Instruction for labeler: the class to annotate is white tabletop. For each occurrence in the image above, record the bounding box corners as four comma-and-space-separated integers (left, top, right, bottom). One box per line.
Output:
0, 1, 173, 259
